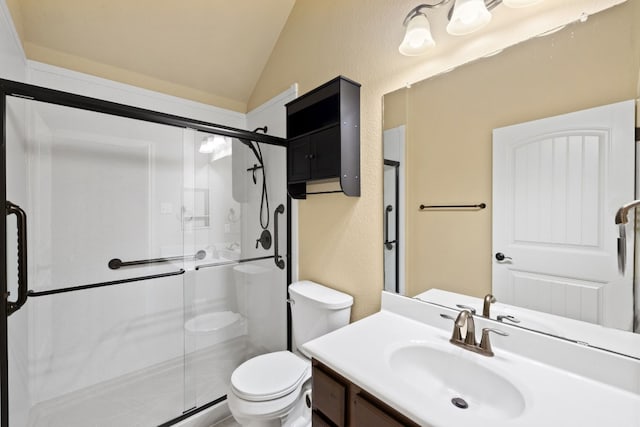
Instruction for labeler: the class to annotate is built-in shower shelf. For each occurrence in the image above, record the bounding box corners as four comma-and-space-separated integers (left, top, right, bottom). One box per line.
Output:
184, 311, 242, 334
286, 76, 361, 199
185, 311, 248, 351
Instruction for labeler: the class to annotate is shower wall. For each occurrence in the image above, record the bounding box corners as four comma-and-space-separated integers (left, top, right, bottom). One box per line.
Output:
245, 85, 296, 352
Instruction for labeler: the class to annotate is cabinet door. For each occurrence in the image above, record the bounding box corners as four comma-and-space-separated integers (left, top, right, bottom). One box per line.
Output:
351, 394, 407, 427
288, 136, 311, 182
310, 125, 341, 180
312, 366, 347, 427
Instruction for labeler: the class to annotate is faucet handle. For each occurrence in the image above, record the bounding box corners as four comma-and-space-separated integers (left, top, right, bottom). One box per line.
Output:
497, 314, 521, 324
455, 304, 476, 315
440, 313, 456, 321
479, 328, 509, 356
440, 313, 463, 342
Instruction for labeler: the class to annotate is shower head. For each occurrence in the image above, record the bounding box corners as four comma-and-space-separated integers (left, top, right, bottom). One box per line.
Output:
238, 137, 263, 166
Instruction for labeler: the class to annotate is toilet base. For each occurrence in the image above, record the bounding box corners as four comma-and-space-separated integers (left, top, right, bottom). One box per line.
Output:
228, 379, 311, 427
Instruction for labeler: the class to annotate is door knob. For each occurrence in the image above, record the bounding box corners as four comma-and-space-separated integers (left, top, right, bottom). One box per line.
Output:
495, 252, 512, 261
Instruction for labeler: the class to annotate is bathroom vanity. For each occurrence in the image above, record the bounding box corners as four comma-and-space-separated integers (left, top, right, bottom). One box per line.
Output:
312, 359, 419, 427
303, 292, 640, 427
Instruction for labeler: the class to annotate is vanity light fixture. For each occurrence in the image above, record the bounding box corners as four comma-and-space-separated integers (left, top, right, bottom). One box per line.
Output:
399, 0, 544, 56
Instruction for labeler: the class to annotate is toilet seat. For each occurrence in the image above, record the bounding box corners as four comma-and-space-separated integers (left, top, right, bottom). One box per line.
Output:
231, 351, 310, 402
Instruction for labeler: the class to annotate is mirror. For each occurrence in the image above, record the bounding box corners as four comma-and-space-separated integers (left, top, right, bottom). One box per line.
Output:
382, 1, 640, 358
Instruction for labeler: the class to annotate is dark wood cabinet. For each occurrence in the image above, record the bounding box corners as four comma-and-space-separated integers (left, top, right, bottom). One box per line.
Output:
312, 359, 420, 427
288, 125, 341, 183
286, 76, 360, 199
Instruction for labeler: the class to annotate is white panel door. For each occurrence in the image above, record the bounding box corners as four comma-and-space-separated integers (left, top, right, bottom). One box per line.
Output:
493, 100, 635, 330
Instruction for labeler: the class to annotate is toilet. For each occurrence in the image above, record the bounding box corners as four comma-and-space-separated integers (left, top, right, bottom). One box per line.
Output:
227, 280, 353, 427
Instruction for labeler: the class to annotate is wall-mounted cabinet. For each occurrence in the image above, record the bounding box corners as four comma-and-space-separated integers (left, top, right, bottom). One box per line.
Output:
286, 76, 361, 199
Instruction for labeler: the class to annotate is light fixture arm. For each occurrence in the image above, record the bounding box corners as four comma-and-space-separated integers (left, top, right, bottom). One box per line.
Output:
403, 1, 453, 27
403, 1, 504, 27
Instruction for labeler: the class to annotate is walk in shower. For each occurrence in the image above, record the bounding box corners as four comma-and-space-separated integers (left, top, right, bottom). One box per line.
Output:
1, 80, 290, 427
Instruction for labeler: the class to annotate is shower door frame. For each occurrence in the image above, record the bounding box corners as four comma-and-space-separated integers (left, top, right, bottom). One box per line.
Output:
0, 78, 292, 427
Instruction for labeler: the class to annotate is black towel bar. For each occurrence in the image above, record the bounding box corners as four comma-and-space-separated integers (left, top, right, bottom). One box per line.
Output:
108, 250, 206, 270
419, 203, 487, 210
28, 269, 186, 297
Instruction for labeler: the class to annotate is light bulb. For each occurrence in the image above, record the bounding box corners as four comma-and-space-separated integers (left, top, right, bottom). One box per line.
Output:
399, 13, 435, 56
447, 0, 492, 36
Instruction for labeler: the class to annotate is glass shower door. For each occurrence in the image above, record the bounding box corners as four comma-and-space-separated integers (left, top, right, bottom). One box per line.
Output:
184, 131, 289, 409
2, 81, 290, 427
3, 95, 191, 427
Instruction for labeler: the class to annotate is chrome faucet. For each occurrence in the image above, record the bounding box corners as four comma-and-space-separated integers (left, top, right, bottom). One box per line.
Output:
482, 293, 496, 317
441, 310, 508, 357
454, 309, 477, 346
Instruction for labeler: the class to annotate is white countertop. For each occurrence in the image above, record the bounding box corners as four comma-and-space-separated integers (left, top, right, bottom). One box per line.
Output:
303, 294, 640, 427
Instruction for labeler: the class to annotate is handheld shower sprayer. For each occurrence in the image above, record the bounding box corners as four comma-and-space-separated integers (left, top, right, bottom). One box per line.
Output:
239, 125, 272, 250
614, 200, 640, 274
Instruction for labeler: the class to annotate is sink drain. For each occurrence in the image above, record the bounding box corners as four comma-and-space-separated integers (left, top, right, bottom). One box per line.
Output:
451, 397, 469, 409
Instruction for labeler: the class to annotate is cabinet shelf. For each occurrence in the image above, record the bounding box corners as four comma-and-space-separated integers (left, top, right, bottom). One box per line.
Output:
286, 76, 361, 199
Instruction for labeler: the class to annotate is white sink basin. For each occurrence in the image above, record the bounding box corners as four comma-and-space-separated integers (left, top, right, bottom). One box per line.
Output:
387, 342, 526, 421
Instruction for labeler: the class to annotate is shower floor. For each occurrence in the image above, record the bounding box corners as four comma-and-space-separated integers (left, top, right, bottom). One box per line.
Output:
26, 338, 248, 427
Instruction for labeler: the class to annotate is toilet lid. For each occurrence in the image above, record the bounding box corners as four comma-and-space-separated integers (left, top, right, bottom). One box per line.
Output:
231, 351, 309, 402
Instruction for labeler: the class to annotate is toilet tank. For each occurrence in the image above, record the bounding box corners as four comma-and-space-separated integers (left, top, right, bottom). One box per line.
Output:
289, 281, 353, 355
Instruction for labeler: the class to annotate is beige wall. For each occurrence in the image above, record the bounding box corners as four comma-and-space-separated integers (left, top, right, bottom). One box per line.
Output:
383, 88, 407, 132
249, 0, 637, 320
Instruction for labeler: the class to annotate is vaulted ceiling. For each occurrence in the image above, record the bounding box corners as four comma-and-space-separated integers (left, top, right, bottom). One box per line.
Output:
6, 0, 297, 112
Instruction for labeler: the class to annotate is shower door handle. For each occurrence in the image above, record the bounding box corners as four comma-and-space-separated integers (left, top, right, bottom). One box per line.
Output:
274, 204, 285, 270
6, 201, 28, 315
384, 205, 396, 250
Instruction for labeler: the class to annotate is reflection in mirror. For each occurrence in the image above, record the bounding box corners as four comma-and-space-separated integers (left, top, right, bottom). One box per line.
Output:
383, 125, 406, 294
382, 0, 640, 358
